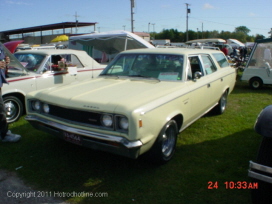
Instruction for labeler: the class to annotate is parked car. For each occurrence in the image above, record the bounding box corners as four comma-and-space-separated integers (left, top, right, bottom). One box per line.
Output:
2, 48, 106, 123
25, 48, 236, 164
241, 38, 272, 89
248, 105, 272, 203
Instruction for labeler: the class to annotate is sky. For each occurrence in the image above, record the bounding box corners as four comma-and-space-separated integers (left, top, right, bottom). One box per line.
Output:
1, 0, 272, 39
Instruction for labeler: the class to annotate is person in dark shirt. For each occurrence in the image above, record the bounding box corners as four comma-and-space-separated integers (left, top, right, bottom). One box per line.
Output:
0, 44, 21, 142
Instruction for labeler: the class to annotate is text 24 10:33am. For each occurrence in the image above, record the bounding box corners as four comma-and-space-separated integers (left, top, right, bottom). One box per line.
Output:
208, 181, 258, 189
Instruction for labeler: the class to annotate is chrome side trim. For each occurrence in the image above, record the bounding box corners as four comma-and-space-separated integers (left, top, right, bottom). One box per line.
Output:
25, 115, 142, 149
248, 171, 272, 184
250, 160, 272, 174
248, 160, 272, 184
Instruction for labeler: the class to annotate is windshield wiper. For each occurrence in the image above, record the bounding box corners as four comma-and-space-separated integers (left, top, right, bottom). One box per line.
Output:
128, 75, 160, 82
99, 74, 119, 79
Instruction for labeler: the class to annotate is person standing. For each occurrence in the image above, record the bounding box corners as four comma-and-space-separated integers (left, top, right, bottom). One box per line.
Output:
233, 47, 237, 57
221, 45, 228, 56
0, 44, 21, 142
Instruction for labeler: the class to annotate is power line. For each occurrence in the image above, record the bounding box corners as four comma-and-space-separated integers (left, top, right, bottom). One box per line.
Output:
190, 17, 268, 31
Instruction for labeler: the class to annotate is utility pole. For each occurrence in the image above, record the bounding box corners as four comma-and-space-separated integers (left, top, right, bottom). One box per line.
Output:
73, 12, 80, 33
152, 23, 155, 39
131, 0, 135, 32
185, 3, 190, 41
202, 22, 203, 38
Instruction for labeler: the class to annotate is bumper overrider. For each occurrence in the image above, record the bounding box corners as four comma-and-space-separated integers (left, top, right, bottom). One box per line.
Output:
25, 115, 143, 159
248, 161, 272, 184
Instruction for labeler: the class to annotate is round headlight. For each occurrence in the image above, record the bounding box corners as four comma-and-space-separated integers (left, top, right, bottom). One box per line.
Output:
102, 114, 113, 127
119, 117, 128, 130
32, 101, 41, 111
43, 103, 50, 113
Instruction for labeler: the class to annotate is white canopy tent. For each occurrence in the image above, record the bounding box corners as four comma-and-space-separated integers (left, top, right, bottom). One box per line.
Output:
185, 38, 226, 44
69, 31, 154, 62
227, 39, 245, 47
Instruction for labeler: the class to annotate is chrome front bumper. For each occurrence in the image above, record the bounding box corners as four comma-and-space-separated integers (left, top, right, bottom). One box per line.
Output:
25, 115, 143, 159
248, 160, 272, 184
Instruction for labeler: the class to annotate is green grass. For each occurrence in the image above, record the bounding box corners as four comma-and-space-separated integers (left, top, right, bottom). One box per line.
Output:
1, 79, 271, 204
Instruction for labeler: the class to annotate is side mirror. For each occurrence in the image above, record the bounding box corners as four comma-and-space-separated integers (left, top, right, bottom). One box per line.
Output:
193, 71, 202, 81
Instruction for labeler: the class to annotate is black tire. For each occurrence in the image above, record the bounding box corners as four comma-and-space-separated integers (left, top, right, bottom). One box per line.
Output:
3, 96, 24, 123
251, 137, 272, 204
249, 77, 263, 89
147, 120, 178, 164
213, 90, 228, 115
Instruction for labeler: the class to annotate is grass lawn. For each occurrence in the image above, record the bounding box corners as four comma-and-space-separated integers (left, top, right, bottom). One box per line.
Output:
1, 79, 271, 204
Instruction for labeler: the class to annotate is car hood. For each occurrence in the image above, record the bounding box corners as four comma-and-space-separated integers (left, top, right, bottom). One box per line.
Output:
4, 40, 24, 53
0, 42, 28, 75
34, 77, 187, 114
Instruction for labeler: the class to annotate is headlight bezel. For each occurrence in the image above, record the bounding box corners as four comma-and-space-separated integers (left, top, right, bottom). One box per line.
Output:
30, 100, 50, 114
43, 103, 50, 113
101, 114, 113, 127
31, 100, 41, 111
118, 116, 129, 130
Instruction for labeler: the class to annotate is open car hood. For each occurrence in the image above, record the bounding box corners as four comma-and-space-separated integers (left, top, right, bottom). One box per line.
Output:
4, 40, 24, 53
1, 42, 28, 75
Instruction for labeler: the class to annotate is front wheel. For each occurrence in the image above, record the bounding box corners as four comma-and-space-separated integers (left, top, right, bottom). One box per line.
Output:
3, 96, 24, 123
147, 120, 178, 164
249, 77, 263, 89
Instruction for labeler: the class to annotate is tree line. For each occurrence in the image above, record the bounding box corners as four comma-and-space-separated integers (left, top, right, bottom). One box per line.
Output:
151, 26, 268, 43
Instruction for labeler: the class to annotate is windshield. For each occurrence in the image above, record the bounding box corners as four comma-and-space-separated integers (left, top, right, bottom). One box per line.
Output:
101, 53, 184, 81
247, 40, 272, 68
14, 53, 46, 72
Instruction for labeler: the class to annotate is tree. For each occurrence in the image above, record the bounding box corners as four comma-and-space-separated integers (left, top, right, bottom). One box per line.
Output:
154, 26, 260, 43
255, 34, 265, 41
219, 31, 232, 40
235, 26, 251, 35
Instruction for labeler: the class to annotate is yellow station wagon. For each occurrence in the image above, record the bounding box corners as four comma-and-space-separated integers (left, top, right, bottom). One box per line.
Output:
25, 48, 236, 164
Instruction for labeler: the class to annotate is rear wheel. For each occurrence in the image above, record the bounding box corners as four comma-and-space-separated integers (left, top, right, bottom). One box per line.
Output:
249, 77, 263, 89
213, 90, 228, 115
251, 137, 272, 204
147, 120, 178, 164
3, 96, 24, 123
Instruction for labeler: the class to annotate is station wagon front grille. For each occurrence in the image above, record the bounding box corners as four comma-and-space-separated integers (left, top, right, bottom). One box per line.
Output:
47, 104, 102, 127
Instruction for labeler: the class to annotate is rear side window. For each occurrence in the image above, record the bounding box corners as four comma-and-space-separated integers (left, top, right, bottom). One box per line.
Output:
212, 53, 229, 68
201, 55, 217, 75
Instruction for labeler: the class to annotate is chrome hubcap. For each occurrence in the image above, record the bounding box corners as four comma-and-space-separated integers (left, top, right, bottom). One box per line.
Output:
5, 101, 17, 120
162, 126, 176, 157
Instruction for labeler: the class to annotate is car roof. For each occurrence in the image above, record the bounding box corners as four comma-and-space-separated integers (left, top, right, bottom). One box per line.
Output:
15, 49, 87, 55
120, 48, 223, 55
15, 49, 102, 67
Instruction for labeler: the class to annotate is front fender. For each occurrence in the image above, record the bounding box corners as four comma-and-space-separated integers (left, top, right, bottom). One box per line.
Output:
255, 105, 272, 138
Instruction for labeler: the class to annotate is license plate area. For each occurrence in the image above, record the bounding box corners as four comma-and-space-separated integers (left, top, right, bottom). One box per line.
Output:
63, 131, 82, 145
